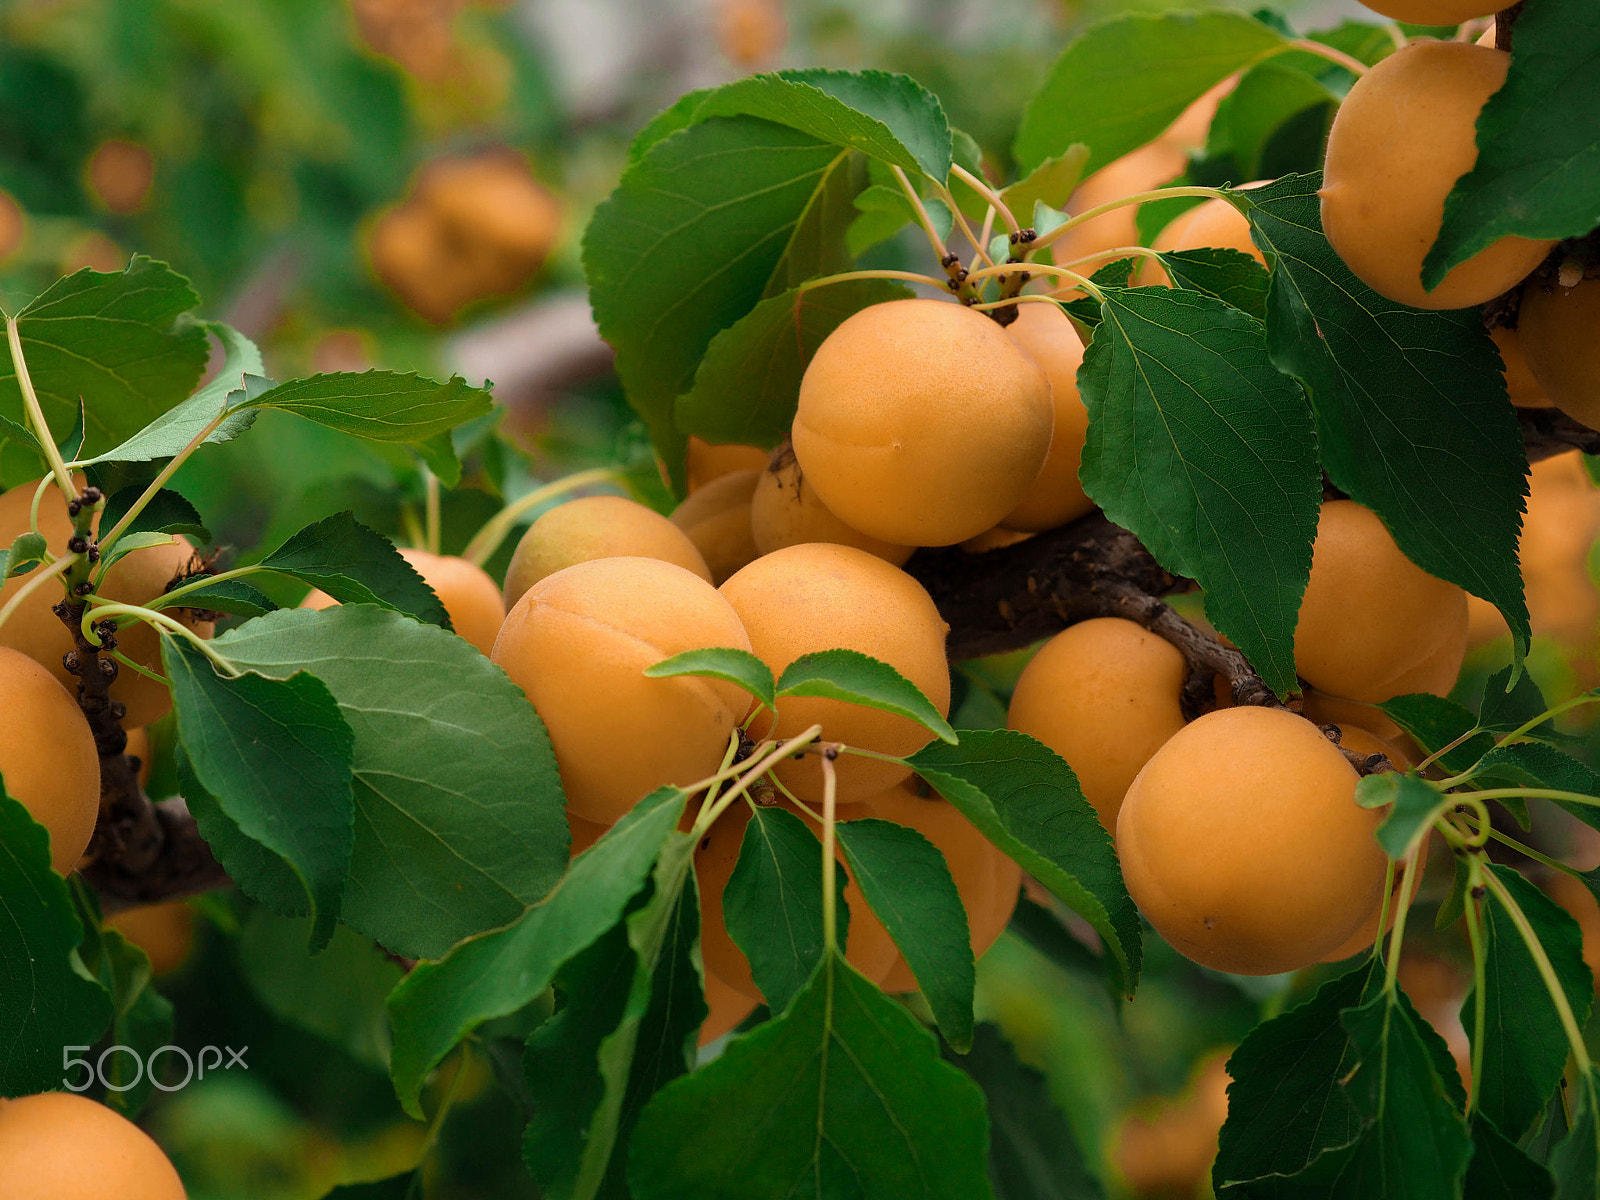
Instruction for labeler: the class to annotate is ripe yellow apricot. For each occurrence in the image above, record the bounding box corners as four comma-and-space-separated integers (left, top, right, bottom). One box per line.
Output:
0, 1091, 186, 1200
696, 799, 898, 1001
1520, 279, 1600, 431
1117, 706, 1386, 975
687, 436, 768, 492
998, 302, 1093, 532
505, 496, 711, 610
669, 469, 761, 585
1007, 618, 1187, 830
0, 481, 212, 727
1358, 0, 1497, 23
491, 557, 753, 824
749, 444, 914, 565
864, 781, 1021, 995
700, 966, 758, 1047
1491, 325, 1551, 408
1110, 1050, 1232, 1198
1295, 501, 1468, 702
960, 526, 1034, 553
107, 900, 195, 976
0, 646, 99, 874
719, 543, 951, 804
792, 299, 1053, 546
1321, 43, 1556, 310
1134, 195, 1266, 287
305, 548, 507, 656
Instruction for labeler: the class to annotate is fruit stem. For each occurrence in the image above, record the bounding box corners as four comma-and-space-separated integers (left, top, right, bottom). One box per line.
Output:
461, 466, 619, 568
83, 599, 239, 677
949, 164, 1021, 237
1481, 865, 1594, 1074
1027, 186, 1227, 257
820, 747, 840, 954
1463, 860, 1488, 1114
96, 407, 230, 560
6, 315, 75, 500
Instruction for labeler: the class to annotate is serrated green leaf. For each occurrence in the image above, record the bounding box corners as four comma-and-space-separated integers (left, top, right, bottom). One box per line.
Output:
213, 606, 569, 961
1465, 1115, 1554, 1200
675, 277, 913, 451
165, 639, 355, 951
763, 149, 866, 299
2, 530, 45, 579
777, 648, 958, 745
97, 530, 177, 572
98, 486, 208, 545
1214, 960, 1379, 1191
0, 793, 113, 1096
1469, 866, 1594, 1141
1078, 285, 1319, 695
1244, 173, 1533, 660
1426, 0, 1600, 287
1208, 60, 1340, 181
386, 789, 685, 1117
150, 576, 279, 619
836, 816, 975, 1052
0, 258, 209, 455
1478, 664, 1561, 736
1379, 693, 1493, 775
181, 751, 309, 918
259, 512, 448, 627
628, 950, 994, 1200
1014, 11, 1286, 175
585, 116, 852, 489
1001, 146, 1090, 219
645, 647, 777, 711
1155, 244, 1272, 320
908, 730, 1141, 995
1356, 772, 1449, 859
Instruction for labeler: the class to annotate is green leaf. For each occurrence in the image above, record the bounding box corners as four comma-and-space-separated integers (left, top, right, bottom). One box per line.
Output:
99, 486, 208, 545
2, 530, 45, 579
1477, 664, 1561, 736
763, 149, 866, 298
908, 730, 1141, 995
1244, 173, 1533, 659
944, 1023, 1107, 1200
1078, 286, 1320, 696
150, 576, 279, 619
215, 606, 570, 961
97, 530, 177, 572
259, 512, 448, 627
1469, 866, 1594, 1141
585, 116, 856, 488
1378, 693, 1493, 776
644, 647, 777, 711
237, 909, 403, 1073
777, 648, 958, 745
386, 788, 686, 1117
1208, 61, 1340, 181
681, 69, 953, 180
242, 372, 492, 489
1155, 245, 1272, 321
628, 951, 994, 1200
73, 916, 172, 1119
1000, 146, 1091, 219
1214, 960, 1379, 1191
1426, 0, 1600, 287
0, 793, 112, 1096
850, 183, 926, 257
181, 752, 309, 919
0, 257, 209, 455
1464, 1116, 1554, 1200
1550, 1068, 1600, 1200
1014, 11, 1287, 175
724, 806, 843, 1014
318, 1176, 415, 1200
674, 278, 913, 450
835, 817, 975, 1052
1355, 773, 1450, 859
164, 639, 355, 951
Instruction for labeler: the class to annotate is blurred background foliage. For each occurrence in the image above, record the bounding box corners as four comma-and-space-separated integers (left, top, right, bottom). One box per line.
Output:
3, 0, 1593, 1197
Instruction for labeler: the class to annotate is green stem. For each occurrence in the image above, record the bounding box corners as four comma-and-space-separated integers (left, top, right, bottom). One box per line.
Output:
1465, 787, 1600, 808
890, 165, 954, 267
461, 467, 619, 568
1497, 693, 1600, 748
148, 564, 266, 609
424, 469, 441, 557
966, 260, 1105, 299
820, 748, 840, 954
800, 268, 947, 292
84, 600, 239, 677
1055, 244, 1169, 271
949, 164, 1020, 236
1482, 825, 1589, 880
1369, 855, 1398, 965
1383, 849, 1424, 994
1413, 724, 1485, 775
1463, 858, 1488, 1114
1481, 866, 1593, 1073
0, 552, 78, 634
689, 725, 825, 840
933, 180, 997, 270
1027, 186, 1227, 256
96, 408, 229, 557
1279, 38, 1371, 77
7, 315, 74, 499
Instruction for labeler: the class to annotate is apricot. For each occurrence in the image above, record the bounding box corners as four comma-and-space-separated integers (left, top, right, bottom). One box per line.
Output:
0, 1091, 186, 1200
700, 966, 758, 1047
107, 900, 195, 976
1519, 278, 1600, 430
1490, 325, 1551, 408
669, 469, 761, 585
696, 798, 898, 1002
1117, 706, 1386, 975
997, 303, 1094, 532
719, 543, 951, 804
491, 557, 753, 824
749, 444, 914, 566
688, 436, 768, 492
0, 646, 99, 874
1358, 0, 1497, 23
503, 495, 712, 609
960, 526, 1034, 553
0, 481, 212, 727
1295, 500, 1468, 702
792, 299, 1053, 546
1110, 1050, 1231, 1199
305, 548, 506, 656
1321, 43, 1556, 310
1134, 195, 1266, 287
864, 781, 1022, 995
1006, 618, 1187, 830
1545, 871, 1600, 980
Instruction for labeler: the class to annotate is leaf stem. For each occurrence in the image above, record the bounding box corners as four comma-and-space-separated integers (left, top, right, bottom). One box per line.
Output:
890, 165, 953, 266
424, 468, 441, 557
1028, 186, 1227, 256
1383, 848, 1424, 993
1497, 693, 1600, 747
1279, 38, 1371, 77
1481, 824, 1588, 880
689, 725, 825, 838
820, 748, 840, 954
1463, 858, 1488, 1114
147, 564, 267, 609
933, 181, 997, 270
96, 408, 230, 559
949, 165, 1020, 236
461, 467, 619, 568
799, 269, 947, 292
6, 315, 75, 499
84, 599, 239, 677
965, 261, 1105, 299
1481, 866, 1593, 1073
1463, 787, 1600, 808
1413, 724, 1486, 774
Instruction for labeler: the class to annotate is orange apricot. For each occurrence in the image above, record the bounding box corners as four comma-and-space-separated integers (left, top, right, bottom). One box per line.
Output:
0, 1091, 186, 1200
687, 436, 768, 492
1110, 1050, 1232, 1199
998, 302, 1094, 532
305, 548, 506, 656
700, 966, 759, 1047
669, 469, 761, 585
1491, 325, 1551, 408
1359, 0, 1498, 22
0, 646, 99, 874
749, 444, 914, 565
107, 900, 195, 976
1134, 195, 1265, 287
1519, 278, 1600, 431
